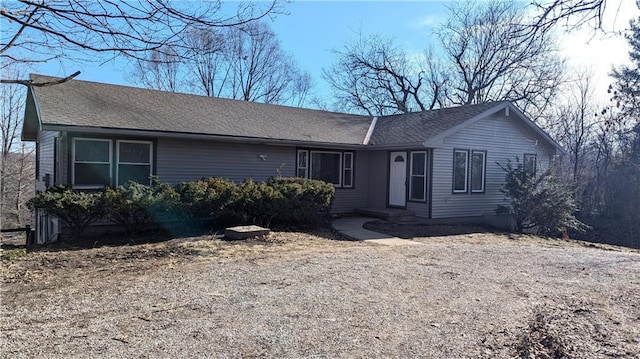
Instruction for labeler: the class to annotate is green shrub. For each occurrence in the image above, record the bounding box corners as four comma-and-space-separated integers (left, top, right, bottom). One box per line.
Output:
266, 177, 335, 228
496, 158, 587, 235
176, 178, 240, 229
27, 185, 105, 240
103, 181, 182, 234
231, 179, 283, 227
177, 177, 335, 229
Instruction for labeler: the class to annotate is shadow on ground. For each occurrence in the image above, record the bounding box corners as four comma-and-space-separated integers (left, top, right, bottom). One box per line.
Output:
363, 220, 500, 239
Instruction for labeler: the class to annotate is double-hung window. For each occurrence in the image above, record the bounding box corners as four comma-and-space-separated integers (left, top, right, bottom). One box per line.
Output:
72, 138, 153, 188
73, 138, 112, 189
117, 140, 153, 186
453, 149, 469, 193
410, 151, 427, 201
453, 149, 486, 194
470, 150, 486, 193
343, 152, 353, 188
297, 150, 354, 188
524, 153, 537, 176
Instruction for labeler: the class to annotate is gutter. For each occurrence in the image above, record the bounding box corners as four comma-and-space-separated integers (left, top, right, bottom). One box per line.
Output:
41, 124, 368, 150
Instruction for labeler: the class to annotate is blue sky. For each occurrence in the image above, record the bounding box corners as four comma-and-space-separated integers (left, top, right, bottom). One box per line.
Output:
35, 1, 448, 99
32, 0, 638, 103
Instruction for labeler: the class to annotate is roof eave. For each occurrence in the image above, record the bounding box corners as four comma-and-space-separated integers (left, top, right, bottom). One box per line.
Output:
21, 87, 41, 141
41, 124, 368, 149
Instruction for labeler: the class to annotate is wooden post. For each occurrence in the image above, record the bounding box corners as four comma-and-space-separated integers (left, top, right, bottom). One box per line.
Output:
25, 225, 34, 246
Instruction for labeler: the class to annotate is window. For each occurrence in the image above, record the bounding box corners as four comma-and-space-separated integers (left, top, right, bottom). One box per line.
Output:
311, 151, 342, 185
297, 150, 308, 178
72, 138, 153, 189
117, 140, 152, 186
410, 151, 427, 201
72, 138, 112, 188
470, 151, 486, 193
343, 152, 353, 188
524, 153, 537, 176
453, 149, 469, 193
297, 150, 354, 188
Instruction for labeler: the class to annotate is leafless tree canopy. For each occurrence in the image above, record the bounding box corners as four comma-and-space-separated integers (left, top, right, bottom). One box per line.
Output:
531, 0, 608, 31
323, 33, 445, 116
132, 21, 313, 107
0, 0, 281, 85
324, 1, 565, 118
437, 1, 565, 118
1, 67, 33, 228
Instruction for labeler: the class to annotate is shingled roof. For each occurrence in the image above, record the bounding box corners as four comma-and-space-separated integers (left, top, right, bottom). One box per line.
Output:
23, 75, 561, 153
24, 75, 373, 145
368, 101, 505, 146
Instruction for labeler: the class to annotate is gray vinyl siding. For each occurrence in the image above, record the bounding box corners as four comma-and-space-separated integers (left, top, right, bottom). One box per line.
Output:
407, 201, 429, 218
366, 150, 388, 208
331, 150, 369, 213
431, 113, 553, 219
156, 138, 295, 184
35, 130, 58, 192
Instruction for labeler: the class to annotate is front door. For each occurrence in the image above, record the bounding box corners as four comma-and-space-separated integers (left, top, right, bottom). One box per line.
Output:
388, 151, 407, 207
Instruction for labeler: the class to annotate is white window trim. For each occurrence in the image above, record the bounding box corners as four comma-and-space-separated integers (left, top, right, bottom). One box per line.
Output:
470, 150, 486, 193
72, 137, 113, 189
409, 151, 427, 201
310, 150, 343, 187
342, 152, 354, 188
116, 140, 153, 186
296, 149, 309, 178
453, 149, 469, 193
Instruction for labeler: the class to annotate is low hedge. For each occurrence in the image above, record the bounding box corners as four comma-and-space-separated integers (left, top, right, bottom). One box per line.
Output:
28, 177, 335, 240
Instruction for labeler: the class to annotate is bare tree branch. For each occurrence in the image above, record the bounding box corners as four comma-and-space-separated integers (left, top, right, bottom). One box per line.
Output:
0, 71, 80, 87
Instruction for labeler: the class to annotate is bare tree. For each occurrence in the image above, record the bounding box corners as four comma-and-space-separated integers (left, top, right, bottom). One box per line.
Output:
531, 0, 608, 32
437, 0, 566, 118
549, 71, 599, 182
323, 33, 444, 116
131, 21, 313, 106
0, 0, 282, 85
0, 68, 34, 228
225, 22, 311, 105
133, 47, 182, 93
183, 28, 230, 98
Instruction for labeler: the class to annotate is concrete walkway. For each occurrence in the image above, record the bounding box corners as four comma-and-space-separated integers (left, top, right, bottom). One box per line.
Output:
331, 217, 424, 246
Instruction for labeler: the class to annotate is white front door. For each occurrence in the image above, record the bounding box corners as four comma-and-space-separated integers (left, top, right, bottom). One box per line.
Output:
388, 151, 407, 207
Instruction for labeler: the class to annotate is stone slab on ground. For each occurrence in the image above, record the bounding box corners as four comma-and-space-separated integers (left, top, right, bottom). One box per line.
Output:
224, 225, 270, 240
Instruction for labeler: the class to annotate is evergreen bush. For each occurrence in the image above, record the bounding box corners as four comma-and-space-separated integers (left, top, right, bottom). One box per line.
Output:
496, 158, 587, 235
27, 185, 105, 240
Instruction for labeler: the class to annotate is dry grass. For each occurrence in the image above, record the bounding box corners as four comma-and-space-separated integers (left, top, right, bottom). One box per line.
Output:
1, 225, 639, 358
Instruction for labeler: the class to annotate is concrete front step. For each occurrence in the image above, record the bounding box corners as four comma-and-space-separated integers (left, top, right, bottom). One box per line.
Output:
354, 207, 415, 221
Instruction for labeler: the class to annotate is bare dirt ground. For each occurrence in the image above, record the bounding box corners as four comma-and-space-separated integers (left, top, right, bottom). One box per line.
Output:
1, 224, 639, 358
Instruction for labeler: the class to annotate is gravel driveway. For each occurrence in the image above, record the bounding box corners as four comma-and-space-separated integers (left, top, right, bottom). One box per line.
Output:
1, 228, 639, 358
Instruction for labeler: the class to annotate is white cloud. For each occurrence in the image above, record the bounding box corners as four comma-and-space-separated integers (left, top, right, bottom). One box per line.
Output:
559, 1, 640, 102
409, 14, 444, 29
